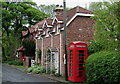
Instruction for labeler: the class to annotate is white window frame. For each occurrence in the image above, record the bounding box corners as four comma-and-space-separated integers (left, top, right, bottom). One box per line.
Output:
35, 25, 38, 31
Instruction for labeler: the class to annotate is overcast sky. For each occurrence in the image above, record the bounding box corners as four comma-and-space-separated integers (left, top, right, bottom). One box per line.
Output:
33, 0, 110, 8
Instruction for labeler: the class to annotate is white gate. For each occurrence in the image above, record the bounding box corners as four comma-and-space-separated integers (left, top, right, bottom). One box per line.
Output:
52, 51, 59, 73
46, 48, 59, 74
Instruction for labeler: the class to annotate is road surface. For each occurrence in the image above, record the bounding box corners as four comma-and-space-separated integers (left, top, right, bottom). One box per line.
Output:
2, 64, 60, 84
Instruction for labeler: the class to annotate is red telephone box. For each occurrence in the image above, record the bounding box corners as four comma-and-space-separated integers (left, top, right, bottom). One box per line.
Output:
68, 41, 88, 82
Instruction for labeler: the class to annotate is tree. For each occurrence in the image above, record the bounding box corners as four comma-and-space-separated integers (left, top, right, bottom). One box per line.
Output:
23, 40, 36, 57
2, 2, 48, 33
2, 1, 49, 61
89, 2, 103, 11
38, 4, 71, 17
39, 4, 56, 16
90, 1, 120, 51
86, 1, 120, 83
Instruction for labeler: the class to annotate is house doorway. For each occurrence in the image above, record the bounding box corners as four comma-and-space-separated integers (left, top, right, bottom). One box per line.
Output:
46, 48, 59, 74
52, 51, 59, 73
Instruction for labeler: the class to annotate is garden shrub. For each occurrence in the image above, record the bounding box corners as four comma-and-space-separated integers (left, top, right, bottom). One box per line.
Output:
32, 67, 41, 74
51, 68, 56, 74
26, 65, 46, 74
34, 62, 40, 66
7, 61, 14, 65
88, 40, 102, 55
86, 51, 120, 83
40, 66, 46, 73
7, 60, 23, 66
26, 67, 34, 72
37, 49, 41, 58
14, 60, 23, 66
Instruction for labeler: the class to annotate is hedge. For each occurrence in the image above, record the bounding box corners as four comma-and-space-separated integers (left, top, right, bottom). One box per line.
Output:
7, 60, 23, 66
86, 51, 120, 83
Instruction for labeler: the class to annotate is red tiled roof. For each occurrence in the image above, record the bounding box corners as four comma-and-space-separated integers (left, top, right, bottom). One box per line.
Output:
28, 28, 35, 33
27, 6, 94, 36
32, 32, 37, 36
28, 20, 45, 36
31, 20, 45, 29
56, 6, 93, 22
56, 15, 63, 21
37, 20, 45, 28
74, 6, 93, 14
46, 18, 53, 25
22, 31, 28, 36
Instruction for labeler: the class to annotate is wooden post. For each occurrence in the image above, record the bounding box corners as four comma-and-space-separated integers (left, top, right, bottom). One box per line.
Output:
63, 0, 68, 81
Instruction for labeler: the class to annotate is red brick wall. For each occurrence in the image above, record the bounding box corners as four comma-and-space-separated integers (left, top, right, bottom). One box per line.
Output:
53, 34, 60, 49
67, 16, 95, 44
43, 36, 51, 64
37, 39, 42, 50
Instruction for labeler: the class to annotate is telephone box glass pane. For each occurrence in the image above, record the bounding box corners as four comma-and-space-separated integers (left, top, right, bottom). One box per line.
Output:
70, 70, 72, 73
79, 71, 82, 77
79, 54, 84, 56
79, 68, 84, 70
79, 64, 83, 67
70, 74, 72, 77
70, 60, 72, 63
77, 71, 82, 77
79, 61, 84, 63
78, 50, 84, 53
70, 67, 72, 69
79, 57, 84, 59
70, 50, 73, 53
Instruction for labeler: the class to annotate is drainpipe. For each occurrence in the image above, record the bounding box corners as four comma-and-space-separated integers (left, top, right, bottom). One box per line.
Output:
60, 32, 62, 75
40, 36, 44, 66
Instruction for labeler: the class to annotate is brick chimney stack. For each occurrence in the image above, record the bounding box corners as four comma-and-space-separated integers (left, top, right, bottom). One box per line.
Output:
54, 5, 63, 15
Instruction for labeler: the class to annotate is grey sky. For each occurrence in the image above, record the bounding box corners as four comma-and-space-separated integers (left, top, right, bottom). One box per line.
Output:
33, 0, 110, 8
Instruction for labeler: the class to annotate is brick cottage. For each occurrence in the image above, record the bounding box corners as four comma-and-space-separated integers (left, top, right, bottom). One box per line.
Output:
19, 6, 95, 76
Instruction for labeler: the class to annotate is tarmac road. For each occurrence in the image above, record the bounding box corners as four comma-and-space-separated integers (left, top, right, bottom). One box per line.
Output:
2, 64, 59, 84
